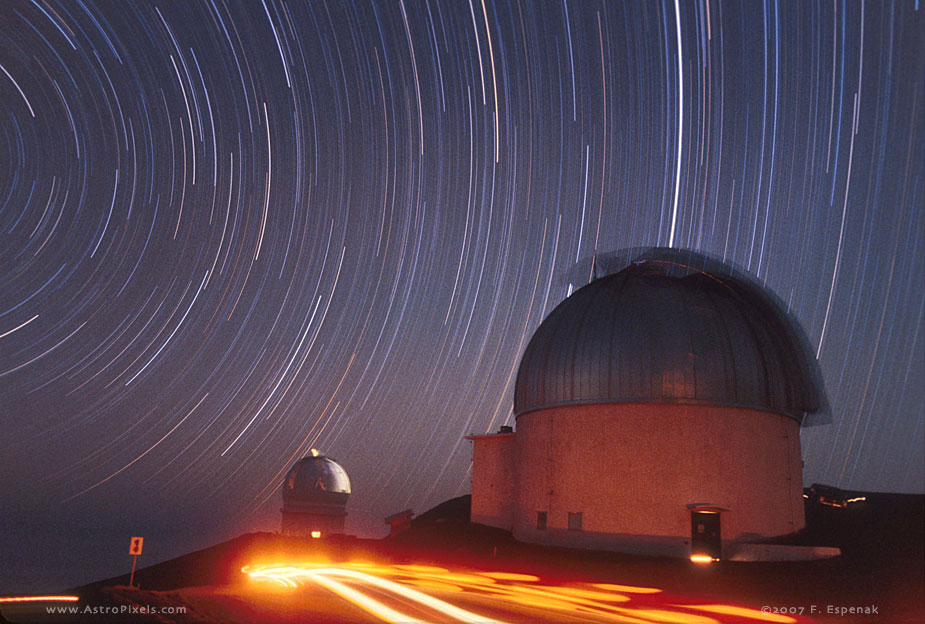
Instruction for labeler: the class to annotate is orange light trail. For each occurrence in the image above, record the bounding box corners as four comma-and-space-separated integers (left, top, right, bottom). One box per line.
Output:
246, 564, 508, 624
305, 572, 420, 624
0, 595, 79, 603
592, 583, 662, 594
243, 561, 812, 623
680, 604, 798, 623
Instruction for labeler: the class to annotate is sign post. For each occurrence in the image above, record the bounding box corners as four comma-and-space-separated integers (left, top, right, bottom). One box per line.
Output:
128, 537, 143, 587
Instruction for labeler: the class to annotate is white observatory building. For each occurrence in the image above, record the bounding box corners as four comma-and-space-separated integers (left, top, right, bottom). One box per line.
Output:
280, 450, 351, 537
468, 248, 828, 559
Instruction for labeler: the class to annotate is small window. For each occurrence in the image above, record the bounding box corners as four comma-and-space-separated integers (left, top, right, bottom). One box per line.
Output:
536, 511, 547, 530
568, 512, 583, 531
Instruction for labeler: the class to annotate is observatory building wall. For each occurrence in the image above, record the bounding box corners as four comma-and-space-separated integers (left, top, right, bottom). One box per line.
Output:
469, 433, 515, 530
281, 508, 347, 536
511, 403, 805, 555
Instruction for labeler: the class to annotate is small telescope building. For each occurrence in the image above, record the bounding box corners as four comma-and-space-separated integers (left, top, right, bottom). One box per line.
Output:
280, 450, 350, 537
469, 248, 828, 559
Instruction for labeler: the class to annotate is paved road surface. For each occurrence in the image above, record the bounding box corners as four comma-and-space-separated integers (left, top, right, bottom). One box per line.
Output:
0, 561, 813, 623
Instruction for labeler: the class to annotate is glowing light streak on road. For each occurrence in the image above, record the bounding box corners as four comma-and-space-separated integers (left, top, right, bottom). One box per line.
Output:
627, 609, 718, 624
477, 571, 539, 582
315, 567, 502, 624
303, 571, 422, 624
545, 585, 637, 601
242, 562, 807, 624
0, 595, 78, 603
591, 583, 662, 594
247, 564, 506, 624
679, 604, 797, 623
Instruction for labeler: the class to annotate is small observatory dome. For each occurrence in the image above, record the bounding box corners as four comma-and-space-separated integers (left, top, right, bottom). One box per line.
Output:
280, 450, 350, 537
283, 450, 351, 504
514, 248, 827, 423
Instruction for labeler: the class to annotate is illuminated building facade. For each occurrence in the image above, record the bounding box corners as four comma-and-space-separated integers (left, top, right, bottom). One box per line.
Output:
280, 450, 351, 537
469, 248, 829, 559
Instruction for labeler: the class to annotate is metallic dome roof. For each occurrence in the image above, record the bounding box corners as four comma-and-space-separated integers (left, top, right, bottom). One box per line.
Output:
282, 452, 351, 504
514, 248, 829, 424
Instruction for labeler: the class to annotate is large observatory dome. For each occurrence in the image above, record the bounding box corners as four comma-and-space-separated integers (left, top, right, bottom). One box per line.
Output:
514, 248, 827, 422
282, 451, 351, 505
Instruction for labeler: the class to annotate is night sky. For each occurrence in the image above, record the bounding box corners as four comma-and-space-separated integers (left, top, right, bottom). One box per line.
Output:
1, 0, 922, 593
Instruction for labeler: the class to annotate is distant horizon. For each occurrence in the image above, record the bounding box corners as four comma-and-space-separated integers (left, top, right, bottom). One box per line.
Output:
4, 480, 923, 596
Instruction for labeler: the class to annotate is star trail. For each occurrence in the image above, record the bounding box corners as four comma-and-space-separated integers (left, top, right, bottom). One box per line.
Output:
0, 0, 922, 592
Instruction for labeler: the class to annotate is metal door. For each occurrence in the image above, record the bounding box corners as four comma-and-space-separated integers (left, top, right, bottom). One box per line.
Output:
690, 511, 721, 559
